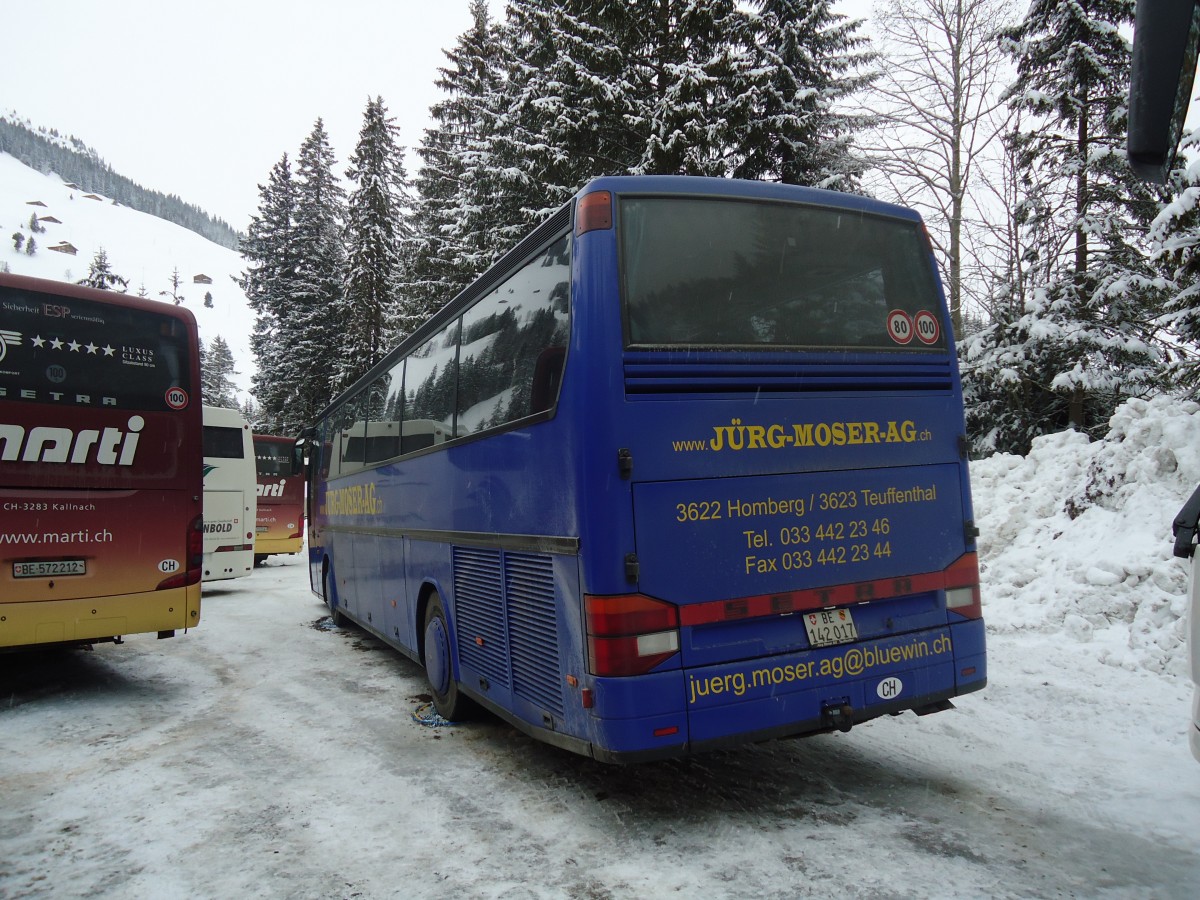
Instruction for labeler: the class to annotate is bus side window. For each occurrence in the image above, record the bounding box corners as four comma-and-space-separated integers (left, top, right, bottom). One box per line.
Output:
457, 234, 571, 435
403, 322, 459, 454
332, 394, 364, 477
363, 371, 400, 465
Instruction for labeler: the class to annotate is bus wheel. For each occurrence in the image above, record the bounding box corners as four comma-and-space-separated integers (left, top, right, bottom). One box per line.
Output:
423, 591, 471, 721
325, 568, 348, 628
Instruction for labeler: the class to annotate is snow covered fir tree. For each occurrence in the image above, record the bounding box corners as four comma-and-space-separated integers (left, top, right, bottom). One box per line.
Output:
237, 0, 1200, 457
960, 0, 1172, 455
336, 96, 411, 392
199, 336, 240, 410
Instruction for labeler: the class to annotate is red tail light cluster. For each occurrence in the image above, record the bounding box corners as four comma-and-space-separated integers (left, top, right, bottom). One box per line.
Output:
944, 552, 981, 619
586, 593, 680, 677
575, 191, 613, 236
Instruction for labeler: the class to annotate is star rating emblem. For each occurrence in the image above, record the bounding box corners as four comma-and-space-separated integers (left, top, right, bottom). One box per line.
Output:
31, 335, 46, 348
68, 340, 81, 352
50, 337, 64, 350
102, 345, 115, 356
85, 342, 98, 354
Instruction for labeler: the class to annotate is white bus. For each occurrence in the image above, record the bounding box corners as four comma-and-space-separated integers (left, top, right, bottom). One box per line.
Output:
202, 406, 256, 582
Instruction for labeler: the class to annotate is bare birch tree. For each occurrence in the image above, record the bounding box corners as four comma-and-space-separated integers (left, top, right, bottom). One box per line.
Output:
864, 0, 1017, 335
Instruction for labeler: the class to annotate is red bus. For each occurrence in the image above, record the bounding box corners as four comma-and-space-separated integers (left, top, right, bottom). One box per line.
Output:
0, 273, 203, 649
252, 433, 304, 564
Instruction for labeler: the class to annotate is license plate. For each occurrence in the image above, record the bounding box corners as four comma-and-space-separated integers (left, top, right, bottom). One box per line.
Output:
13, 559, 87, 578
804, 607, 858, 647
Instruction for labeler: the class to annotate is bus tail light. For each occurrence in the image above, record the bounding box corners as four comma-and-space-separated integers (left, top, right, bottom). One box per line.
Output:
944, 552, 981, 619
585, 593, 679, 676
576, 191, 613, 236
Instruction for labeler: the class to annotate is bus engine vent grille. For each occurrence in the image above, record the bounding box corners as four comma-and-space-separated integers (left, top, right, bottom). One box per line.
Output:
452, 548, 564, 718
505, 553, 564, 718
453, 548, 510, 690
623, 355, 954, 396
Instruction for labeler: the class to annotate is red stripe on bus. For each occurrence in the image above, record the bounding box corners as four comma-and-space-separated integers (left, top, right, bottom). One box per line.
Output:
678, 555, 977, 627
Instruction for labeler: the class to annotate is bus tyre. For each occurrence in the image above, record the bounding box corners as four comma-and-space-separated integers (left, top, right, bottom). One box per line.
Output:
325, 569, 348, 628
423, 592, 472, 721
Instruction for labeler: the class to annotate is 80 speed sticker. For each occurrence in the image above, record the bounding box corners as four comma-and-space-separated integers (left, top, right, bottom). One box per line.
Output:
887, 310, 914, 344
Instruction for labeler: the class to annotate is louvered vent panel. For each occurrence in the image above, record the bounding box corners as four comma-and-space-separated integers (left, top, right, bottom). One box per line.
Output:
505, 553, 563, 717
452, 547, 509, 688
624, 357, 953, 396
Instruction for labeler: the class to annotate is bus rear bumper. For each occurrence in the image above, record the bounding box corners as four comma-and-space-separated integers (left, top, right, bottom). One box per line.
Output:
588, 623, 985, 762
0, 587, 199, 649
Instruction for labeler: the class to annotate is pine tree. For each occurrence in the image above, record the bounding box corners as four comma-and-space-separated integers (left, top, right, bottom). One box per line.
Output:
726, 0, 875, 190
200, 335, 240, 408
160, 267, 185, 304
962, 0, 1166, 455
78, 247, 128, 291
239, 154, 300, 433
1149, 130, 1200, 394
240, 397, 260, 427
337, 96, 411, 390
409, 0, 512, 314
412, 0, 874, 300
290, 119, 348, 428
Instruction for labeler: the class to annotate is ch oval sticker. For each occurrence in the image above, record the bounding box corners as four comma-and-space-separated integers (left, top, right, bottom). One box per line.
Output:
877, 676, 904, 700
158, 559, 181, 574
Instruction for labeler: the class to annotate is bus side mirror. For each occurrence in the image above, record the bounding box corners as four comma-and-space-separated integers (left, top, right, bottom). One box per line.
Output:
1128, 0, 1200, 183
294, 427, 316, 476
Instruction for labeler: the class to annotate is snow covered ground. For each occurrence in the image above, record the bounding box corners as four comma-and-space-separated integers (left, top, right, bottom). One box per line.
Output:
3, 396, 1200, 899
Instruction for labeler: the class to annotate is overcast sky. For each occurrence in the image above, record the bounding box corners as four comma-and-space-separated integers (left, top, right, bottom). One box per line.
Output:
4, 0, 506, 229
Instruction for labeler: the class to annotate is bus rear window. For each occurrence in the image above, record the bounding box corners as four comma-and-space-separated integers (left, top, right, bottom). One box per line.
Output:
204, 425, 245, 458
0, 286, 193, 410
620, 197, 947, 351
255, 439, 293, 476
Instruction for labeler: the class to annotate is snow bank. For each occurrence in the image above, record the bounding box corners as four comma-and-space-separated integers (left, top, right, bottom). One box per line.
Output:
973, 394, 1200, 676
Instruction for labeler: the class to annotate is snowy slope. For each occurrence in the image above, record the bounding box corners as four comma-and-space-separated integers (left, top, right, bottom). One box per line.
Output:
0, 152, 255, 398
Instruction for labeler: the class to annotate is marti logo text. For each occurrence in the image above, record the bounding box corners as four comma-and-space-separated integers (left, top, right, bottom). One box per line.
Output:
0, 416, 144, 466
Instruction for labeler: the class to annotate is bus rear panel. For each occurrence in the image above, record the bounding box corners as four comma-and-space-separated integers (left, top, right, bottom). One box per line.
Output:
253, 434, 304, 562
571, 183, 985, 758
201, 406, 256, 582
0, 273, 203, 649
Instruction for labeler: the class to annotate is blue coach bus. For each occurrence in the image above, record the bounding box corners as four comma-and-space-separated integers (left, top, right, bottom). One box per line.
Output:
306, 175, 986, 763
